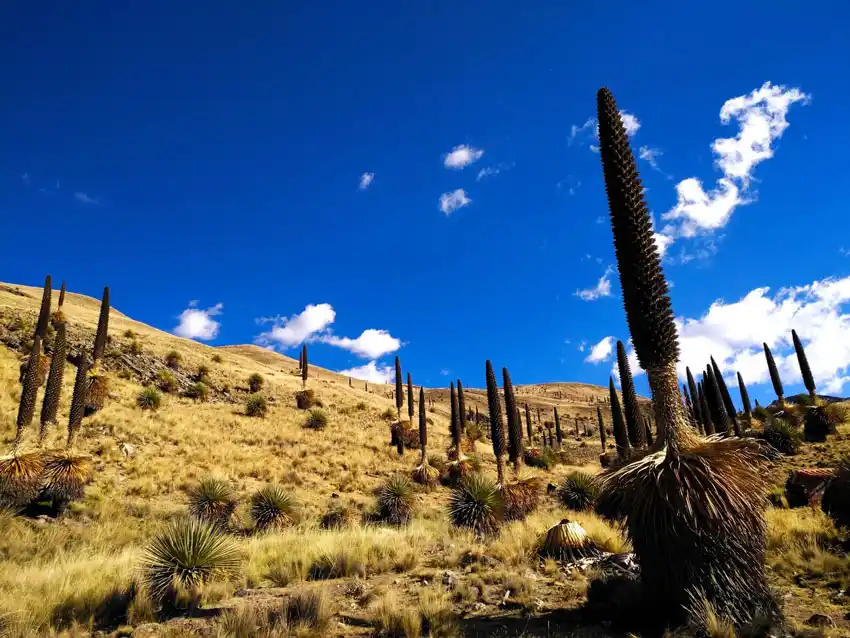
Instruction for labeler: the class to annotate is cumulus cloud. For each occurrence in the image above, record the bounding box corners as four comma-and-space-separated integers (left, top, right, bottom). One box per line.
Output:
174, 302, 223, 341
321, 329, 401, 359
439, 188, 471, 215
607, 274, 850, 396
575, 266, 614, 301
358, 172, 374, 190
339, 360, 395, 384
443, 145, 484, 169
585, 336, 614, 364
659, 82, 810, 251
256, 303, 336, 348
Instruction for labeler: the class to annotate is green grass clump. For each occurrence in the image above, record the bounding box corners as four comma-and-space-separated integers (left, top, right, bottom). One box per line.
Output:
448, 473, 503, 537
188, 478, 238, 529
212, 353, 223, 364
165, 350, 182, 369
139, 517, 242, 603
760, 418, 802, 455
185, 382, 209, 401
137, 386, 162, 411
303, 408, 328, 430
250, 484, 299, 531
245, 393, 268, 418
156, 369, 178, 393
376, 474, 414, 526
558, 472, 599, 511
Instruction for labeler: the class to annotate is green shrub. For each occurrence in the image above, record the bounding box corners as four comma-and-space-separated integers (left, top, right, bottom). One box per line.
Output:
558, 472, 599, 511
165, 350, 182, 369
156, 369, 178, 393
250, 484, 299, 531
245, 394, 268, 418
139, 517, 242, 603
376, 474, 414, 526
303, 408, 328, 430
188, 478, 237, 529
448, 473, 503, 537
825, 402, 850, 426
123, 329, 135, 338
185, 382, 209, 401
248, 373, 264, 393
380, 407, 396, 420
196, 365, 211, 384
137, 386, 162, 410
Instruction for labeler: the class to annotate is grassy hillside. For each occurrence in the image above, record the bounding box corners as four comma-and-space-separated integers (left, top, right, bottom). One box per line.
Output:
0, 282, 848, 637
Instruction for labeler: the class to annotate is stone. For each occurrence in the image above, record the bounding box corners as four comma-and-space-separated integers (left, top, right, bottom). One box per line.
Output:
120, 442, 137, 458
442, 570, 459, 589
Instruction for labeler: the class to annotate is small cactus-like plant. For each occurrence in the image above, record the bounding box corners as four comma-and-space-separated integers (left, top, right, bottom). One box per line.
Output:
558, 472, 599, 511
250, 484, 299, 530
245, 394, 268, 418
376, 474, 414, 526
137, 386, 163, 410
248, 373, 264, 393
448, 473, 503, 537
188, 478, 238, 529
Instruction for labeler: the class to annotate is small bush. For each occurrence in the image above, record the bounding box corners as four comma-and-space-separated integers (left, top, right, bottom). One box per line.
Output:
376, 474, 414, 526
284, 587, 332, 633
381, 407, 396, 420
123, 329, 135, 338
137, 386, 162, 410
188, 478, 237, 529
118, 369, 132, 380
804, 406, 835, 442
356, 401, 367, 411
825, 402, 850, 426
248, 373, 264, 393
524, 447, 557, 469
139, 517, 242, 603
502, 476, 542, 521
245, 393, 268, 418
448, 473, 503, 537
196, 365, 211, 384
303, 408, 329, 430
185, 382, 209, 401
250, 484, 299, 531
211, 353, 223, 364
125, 339, 142, 355
295, 389, 316, 410
156, 369, 178, 393
558, 472, 599, 511
759, 418, 802, 455
320, 504, 356, 530
165, 350, 182, 369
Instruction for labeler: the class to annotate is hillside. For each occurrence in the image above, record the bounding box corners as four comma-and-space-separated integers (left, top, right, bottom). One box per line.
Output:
0, 281, 848, 637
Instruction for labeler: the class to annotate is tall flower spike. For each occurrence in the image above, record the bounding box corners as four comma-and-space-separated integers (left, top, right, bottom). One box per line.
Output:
407, 373, 414, 422
418, 386, 427, 462
686, 367, 704, 430
15, 336, 43, 451
92, 286, 110, 362
485, 361, 506, 484
457, 380, 467, 436
737, 372, 753, 424
608, 377, 630, 458
67, 351, 90, 448
763, 343, 784, 405
597, 87, 685, 451
617, 340, 645, 447
711, 357, 740, 436
58, 280, 66, 308
40, 322, 67, 439
394, 357, 403, 418
503, 367, 521, 469
597, 406, 607, 452
35, 275, 53, 339
791, 330, 817, 402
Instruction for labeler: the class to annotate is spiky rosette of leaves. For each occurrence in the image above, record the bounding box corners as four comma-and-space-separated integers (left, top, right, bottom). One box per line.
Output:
40, 451, 92, 503
92, 286, 110, 362
188, 478, 238, 529
67, 352, 90, 447
792, 329, 817, 402
40, 321, 67, 430
0, 452, 45, 508
139, 517, 242, 603
502, 367, 522, 468
485, 360, 506, 484
394, 356, 403, 417
737, 372, 753, 422
617, 341, 644, 447
763, 343, 784, 405
377, 474, 414, 526
448, 473, 503, 537
35, 275, 52, 339
411, 460, 440, 487
250, 484, 299, 531
711, 357, 740, 436
759, 418, 802, 456
597, 88, 677, 374
608, 377, 630, 458
803, 406, 834, 443
558, 472, 600, 511
15, 336, 43, 449
501, 473, 541, 521
595, 437, 778, 627
537, 519, 601, 562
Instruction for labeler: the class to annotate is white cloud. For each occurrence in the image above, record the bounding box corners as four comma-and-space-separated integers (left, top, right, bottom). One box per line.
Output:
443, 145, 484, 169
358, 172, 374, 190
256, 303, 336, 348
569, 110, 640, 150
439, 188, 471, 215
660, 82, 810, 247
575, 266, 614, 301
321, 328, 401, 359
339, 360, 394, 384
619, 112, 641, 136
585, 336, 614, 364
606, 273, 850, 396
440, 369, 450, 376
639, 146, 667, 176
74, 192, 99, 205
174, 302, 223, 341
476, 162, 513, 181
578, 341, 587, 352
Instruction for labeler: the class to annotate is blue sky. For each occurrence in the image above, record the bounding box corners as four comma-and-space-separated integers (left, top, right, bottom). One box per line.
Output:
2, 1, 849, 404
